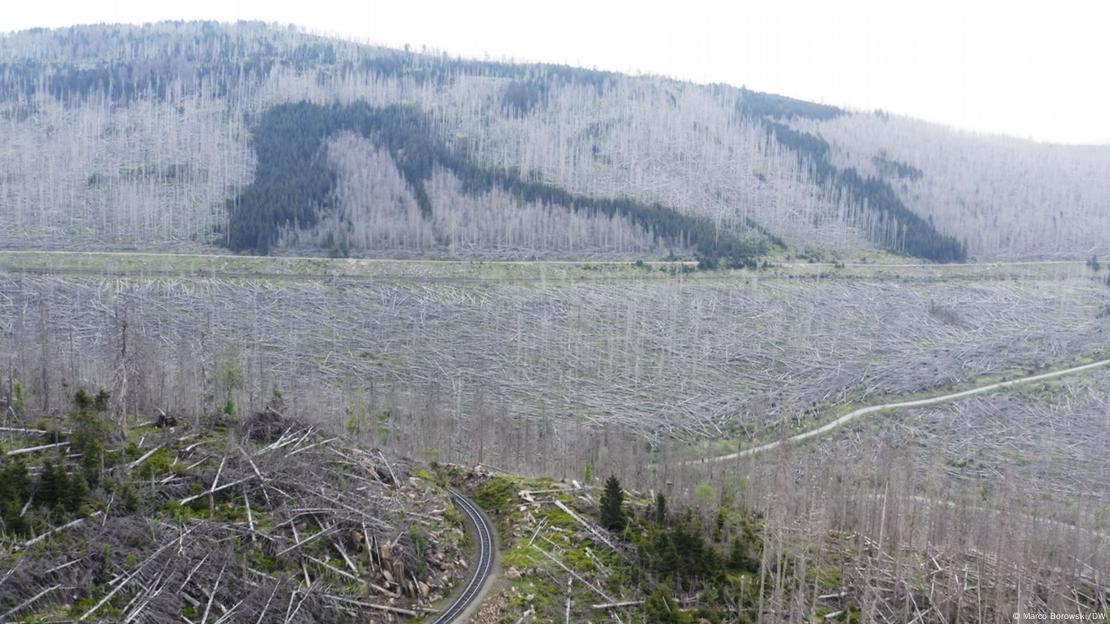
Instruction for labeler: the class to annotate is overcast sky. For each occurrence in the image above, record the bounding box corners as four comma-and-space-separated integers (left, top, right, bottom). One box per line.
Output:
3, 0, 1108, 144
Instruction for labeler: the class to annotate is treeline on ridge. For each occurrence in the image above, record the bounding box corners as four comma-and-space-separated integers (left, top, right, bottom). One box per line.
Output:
1, 21, 619, 105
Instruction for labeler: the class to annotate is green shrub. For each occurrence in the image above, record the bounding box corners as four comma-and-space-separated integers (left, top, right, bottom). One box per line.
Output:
473, 476, 516, 515
135, 449, 172, 480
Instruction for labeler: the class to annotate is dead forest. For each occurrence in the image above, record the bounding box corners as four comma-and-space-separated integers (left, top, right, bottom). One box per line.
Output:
2, 20, 1109, 624
664, 367, 1110, 622
1, 257, 1108, 623
2, 265, 1106, 476
2, 258, 1105, 621
1, 22, 1107, 260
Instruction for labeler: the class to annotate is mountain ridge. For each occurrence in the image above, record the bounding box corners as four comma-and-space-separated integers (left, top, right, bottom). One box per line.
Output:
1, 21, 1105, 261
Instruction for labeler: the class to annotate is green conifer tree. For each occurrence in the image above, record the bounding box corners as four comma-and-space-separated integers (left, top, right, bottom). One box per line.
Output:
654, 492, 667, 525
599, 475, 626, 532
643, 582, 687, 623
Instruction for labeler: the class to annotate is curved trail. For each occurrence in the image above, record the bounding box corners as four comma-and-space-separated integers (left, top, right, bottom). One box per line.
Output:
695, 357, 1110, 464
430, 492, 496, 624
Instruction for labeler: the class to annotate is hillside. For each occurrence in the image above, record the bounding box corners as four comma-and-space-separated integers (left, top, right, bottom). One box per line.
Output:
3, 19, 1109, 623
2, 253, 1108, 622
2, 22, 1105, 261
0, 399, 469, 622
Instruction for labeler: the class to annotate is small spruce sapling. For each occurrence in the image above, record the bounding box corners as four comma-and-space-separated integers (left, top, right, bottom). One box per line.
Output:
599, 475, 626, 532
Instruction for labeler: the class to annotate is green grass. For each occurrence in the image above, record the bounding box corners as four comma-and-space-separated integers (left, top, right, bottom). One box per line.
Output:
0, 249, 697, 282
0, 249, 1095, 287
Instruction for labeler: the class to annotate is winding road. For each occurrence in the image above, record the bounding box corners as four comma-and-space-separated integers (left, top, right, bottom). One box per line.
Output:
431, 492, 496, 624
695, 356, 1110, 464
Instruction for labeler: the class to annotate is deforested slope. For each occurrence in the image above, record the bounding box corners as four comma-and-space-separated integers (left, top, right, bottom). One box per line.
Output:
2, 257, 1107, 477
225, 101, 765, 263
2, 22, 1103, 260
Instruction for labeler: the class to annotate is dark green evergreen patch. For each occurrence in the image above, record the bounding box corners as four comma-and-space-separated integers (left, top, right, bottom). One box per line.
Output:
501, 80, 549, 115
836, 167, 965, 261
0, 390, 113, 537
738, 87, 844, 121
747, 115, 966, 262
224, 101, 769, 263
737, 89, 964, 262
873, 152, 923, 181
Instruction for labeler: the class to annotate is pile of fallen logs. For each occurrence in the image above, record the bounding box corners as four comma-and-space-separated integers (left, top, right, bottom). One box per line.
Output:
0, 409, 465, 623
2, 270, 1106, 479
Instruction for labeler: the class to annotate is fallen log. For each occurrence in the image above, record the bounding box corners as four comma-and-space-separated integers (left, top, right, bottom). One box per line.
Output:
591, 600, 644, 609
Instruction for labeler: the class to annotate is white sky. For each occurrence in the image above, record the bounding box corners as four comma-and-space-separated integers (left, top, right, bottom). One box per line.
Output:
2, 0, 1109, 144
